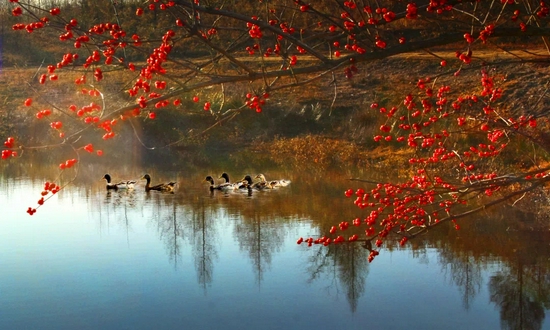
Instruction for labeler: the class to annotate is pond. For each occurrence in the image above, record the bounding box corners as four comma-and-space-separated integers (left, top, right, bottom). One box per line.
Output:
1, 160, 549, 330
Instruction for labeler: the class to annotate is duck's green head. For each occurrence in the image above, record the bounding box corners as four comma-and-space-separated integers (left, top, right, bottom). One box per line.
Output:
220, 172, 230, 182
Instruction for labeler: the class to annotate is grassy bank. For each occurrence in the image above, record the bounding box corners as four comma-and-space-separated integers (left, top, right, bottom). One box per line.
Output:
1, 52, 549, 173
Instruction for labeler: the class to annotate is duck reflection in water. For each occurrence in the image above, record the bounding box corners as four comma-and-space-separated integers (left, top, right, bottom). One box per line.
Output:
104, 188, 138, 207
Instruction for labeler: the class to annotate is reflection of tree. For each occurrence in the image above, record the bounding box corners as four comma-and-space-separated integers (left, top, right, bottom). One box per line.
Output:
96, 190, 139, 239
189, 197, 218, 292
338, 244, 368, 312
135, 191, 221, 291
306, 244, 369, 312
489, 258, 550, 330
154, 200, 185, 267
234, 211, 285, 285
438, 250, 482, 310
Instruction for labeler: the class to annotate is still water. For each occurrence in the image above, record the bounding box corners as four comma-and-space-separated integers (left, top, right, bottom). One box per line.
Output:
1, 163, 549, 330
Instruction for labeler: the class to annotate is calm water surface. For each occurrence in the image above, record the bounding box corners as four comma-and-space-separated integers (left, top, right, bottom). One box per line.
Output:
1, 165, 549, 330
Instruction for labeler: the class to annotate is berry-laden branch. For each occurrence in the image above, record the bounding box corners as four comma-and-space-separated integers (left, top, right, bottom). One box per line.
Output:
3, 0, 550, 257
298, 56, 550, 259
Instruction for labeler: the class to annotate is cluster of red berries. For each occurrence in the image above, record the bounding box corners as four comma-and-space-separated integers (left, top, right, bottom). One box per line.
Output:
134, 0, 175, 13
12, 16, 48, 34
247, 17, 263, 39
83, 143, 94, 153
99, 119, 117, 140
305, 173, 468, 257
330, 66, 520, 253
27, 181, 61, 215
50, 121, 63, 130
69, 102, 101, 118
35, 109, 52, 119
76, 144, 103, 159
59, 158, 77, 170
245, 92, 269, 113
297, 234, 357, 247
1, 137, 17, 160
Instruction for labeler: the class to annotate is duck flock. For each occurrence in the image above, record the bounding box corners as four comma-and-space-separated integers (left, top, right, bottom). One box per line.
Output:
205, 173, 291, 193
102, 172, 290, 193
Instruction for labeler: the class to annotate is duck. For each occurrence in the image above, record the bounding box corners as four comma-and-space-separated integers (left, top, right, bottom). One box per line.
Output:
102, 174, 136, 190
241, 175, 264, 190
255, 174, 291, 188
218, 172, 243, 191
141, 174, 176, 192
205, 175, 226, 192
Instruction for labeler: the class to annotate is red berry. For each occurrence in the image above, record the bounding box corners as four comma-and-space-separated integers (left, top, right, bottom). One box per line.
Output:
27, 207, 37, 215
84, 144, 94, 153
12, 7, 23, 16
49, 7, 60, 15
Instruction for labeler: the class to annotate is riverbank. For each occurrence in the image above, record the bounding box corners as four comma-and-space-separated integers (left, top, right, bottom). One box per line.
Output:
1, 52, 549, 171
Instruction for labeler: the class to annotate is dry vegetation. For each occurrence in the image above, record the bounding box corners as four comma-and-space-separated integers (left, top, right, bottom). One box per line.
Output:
3, 50, 550, 173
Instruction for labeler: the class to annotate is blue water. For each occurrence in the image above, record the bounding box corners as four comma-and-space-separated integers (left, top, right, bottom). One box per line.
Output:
0, 174, 545, 330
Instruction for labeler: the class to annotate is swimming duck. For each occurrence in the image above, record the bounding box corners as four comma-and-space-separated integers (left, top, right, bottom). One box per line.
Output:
103, 174, 136, 190
142, 174, 176, 192
205, 175, 226, 192
255, 174, 291, 188
218, 172, 243, 191
241, 175, 264, 190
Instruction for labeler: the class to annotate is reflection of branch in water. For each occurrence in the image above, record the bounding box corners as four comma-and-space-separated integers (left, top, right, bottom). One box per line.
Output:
170, 203, 180, 268
124, 203, 130, 248
305, 244, 369, 313
306, 247, 333, 283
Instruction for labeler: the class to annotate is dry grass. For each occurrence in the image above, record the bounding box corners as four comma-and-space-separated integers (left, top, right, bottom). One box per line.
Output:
250, 134, 414, 171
